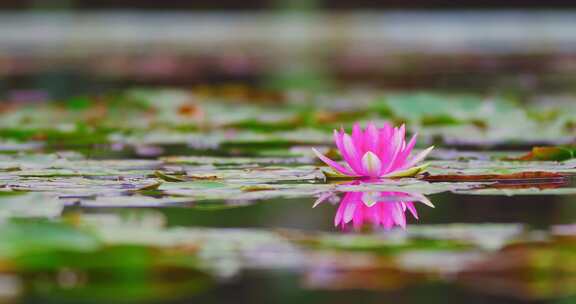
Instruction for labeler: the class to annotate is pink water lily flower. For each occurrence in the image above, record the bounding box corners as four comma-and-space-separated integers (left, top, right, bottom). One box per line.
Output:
313, 122, 433, 178
314, 188, 434, 230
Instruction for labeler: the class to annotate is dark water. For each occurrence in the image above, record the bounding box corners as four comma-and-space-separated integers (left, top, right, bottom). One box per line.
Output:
72, 193, 574, 230
50, 191, 574, 304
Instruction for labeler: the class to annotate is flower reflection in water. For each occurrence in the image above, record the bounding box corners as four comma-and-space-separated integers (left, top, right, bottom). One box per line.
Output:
314, 183, 434, 230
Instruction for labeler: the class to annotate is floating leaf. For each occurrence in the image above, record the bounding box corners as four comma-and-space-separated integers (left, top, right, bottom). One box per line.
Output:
510, 146, 576, 161
155, 171, 187, 182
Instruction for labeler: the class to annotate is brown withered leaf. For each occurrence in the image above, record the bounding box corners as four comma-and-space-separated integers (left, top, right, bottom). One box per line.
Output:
422, 171, 568, 183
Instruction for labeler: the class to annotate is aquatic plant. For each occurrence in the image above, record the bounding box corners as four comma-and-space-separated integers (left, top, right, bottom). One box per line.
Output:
313, 122, 433, 178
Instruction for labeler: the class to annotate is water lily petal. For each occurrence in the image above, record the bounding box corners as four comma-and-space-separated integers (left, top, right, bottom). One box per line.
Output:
365, 122, 379, 153
352, 123, 366, 154
353, 207, 364, 229
392, 204, 407, 229
334, 129, 362, 173
328, 185, 434, 231
361, 192, 379, 207
312, 148, 354, 176
342, 134, 363, 174
380, 129, 404, 175
405, 202, 419, 219
361, 151, 382, 177
334, 206, 344, 226
343, 200, 357, 223
382, 122, 393, 135
334, 193, 354, 226
403, 146, 435, 169
398, 124, 406, 146
393, 133, 417, 168
412, 193, 435, 208
312, 192, 334, 208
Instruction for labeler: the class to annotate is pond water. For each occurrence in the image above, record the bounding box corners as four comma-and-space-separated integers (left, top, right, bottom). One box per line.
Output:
0, 91, 574, 303
16, 189, 573, 303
